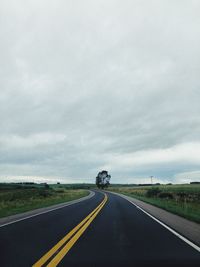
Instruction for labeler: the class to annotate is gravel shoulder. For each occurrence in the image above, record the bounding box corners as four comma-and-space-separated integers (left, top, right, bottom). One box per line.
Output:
0, 190, 94, 227
109, 191, 200, 246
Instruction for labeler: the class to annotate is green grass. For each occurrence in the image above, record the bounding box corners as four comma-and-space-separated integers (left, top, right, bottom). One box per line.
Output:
0, 185, 89, 218
108, 184, 200, 223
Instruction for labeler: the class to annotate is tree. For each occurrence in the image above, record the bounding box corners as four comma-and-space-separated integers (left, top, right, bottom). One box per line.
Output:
96, 170, 111, 189
44, 183, 50, 189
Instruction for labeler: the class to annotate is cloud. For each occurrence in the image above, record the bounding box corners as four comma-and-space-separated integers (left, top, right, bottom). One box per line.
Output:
0, 133, 66, 149
174, 171, 200, 183
102, 142, 200, 168
0, 0, 200, 183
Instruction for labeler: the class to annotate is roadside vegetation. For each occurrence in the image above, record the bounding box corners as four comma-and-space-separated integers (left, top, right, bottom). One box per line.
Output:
0, 183, 89, 218
108, 184, 200, 223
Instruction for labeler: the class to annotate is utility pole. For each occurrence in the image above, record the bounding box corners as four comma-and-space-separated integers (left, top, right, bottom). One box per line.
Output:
150, 176, 153, 185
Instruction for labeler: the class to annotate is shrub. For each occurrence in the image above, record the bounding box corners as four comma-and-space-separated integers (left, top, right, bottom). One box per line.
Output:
158, 192, 173, 199
177, 192, 187, 198
56, 189, 65, 193
146, 187, 161, 197
38, 189, 52, 198
44, 183, 50, 189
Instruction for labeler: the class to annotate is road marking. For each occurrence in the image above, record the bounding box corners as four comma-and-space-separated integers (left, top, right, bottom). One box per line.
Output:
33, 193, 107, 267
33, 195, 106, 266
112, 192, 200, 253
0, 191, 94, 228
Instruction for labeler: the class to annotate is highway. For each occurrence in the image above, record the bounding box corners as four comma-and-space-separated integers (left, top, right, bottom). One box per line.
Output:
0, 190, 199, 267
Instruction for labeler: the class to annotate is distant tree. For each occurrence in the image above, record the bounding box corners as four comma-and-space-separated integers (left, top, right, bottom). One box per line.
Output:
96, 170, 111, 189
44, 183, 50, 189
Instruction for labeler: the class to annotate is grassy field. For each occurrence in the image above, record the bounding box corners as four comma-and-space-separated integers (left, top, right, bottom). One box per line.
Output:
108, 184, 200, 223
0, 183, 89, 218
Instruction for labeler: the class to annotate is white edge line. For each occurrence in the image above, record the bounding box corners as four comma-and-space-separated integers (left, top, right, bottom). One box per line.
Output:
110, 191, 200, 253
0, 190, 95, 228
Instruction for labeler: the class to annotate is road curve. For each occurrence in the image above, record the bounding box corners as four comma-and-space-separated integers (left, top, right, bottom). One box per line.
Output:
0, 190, 94, 227
0, 190, 199, 267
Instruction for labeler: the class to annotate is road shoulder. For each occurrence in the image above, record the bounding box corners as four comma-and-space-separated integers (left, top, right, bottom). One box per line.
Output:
0, 190, 95, 227
108, 191, 200, 246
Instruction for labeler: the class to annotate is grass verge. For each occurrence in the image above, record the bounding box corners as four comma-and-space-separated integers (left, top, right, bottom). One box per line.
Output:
108, 184, 200, 224
0, 186, 89, 218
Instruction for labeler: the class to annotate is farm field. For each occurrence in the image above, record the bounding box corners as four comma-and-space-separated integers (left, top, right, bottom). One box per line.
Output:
108, 184, 200, 223
0, 183, 89, 218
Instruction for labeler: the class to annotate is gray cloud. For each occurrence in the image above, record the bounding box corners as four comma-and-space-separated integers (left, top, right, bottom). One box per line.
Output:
0, 0, 200, 183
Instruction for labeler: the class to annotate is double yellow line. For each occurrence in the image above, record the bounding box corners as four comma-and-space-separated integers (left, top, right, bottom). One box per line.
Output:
33, 193, 108, 267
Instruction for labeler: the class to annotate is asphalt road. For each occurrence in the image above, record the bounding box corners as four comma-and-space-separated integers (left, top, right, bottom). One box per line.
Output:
0, 190, 199, 267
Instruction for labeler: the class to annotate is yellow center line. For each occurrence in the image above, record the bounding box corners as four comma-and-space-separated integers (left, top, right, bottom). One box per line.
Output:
33, 193, 107, 267
47, 194, 107, 266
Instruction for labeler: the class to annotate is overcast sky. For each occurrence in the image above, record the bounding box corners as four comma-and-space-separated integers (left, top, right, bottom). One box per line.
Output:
0, 0, 200, 184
